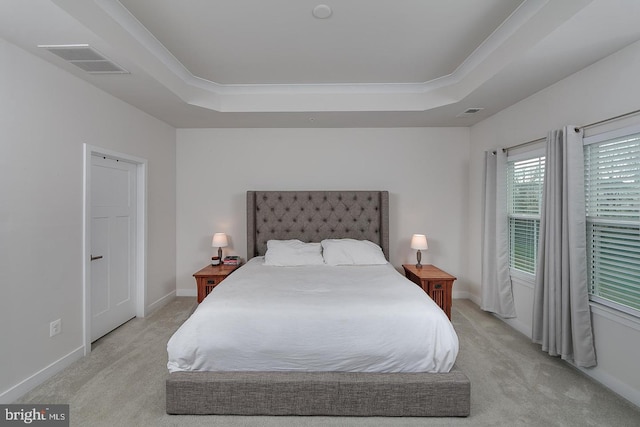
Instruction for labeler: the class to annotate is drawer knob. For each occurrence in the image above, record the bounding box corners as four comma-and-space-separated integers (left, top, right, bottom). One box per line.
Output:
434, 283, 443, 289
207, 279, 216, 285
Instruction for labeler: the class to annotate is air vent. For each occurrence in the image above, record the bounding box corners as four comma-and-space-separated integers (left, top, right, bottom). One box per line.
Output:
38, 44, 128, 74
456, 107, 484, 117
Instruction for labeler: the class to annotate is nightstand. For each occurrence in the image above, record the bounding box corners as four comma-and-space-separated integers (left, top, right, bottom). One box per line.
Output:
402, 264, 456, 319
193, 264, 240, 303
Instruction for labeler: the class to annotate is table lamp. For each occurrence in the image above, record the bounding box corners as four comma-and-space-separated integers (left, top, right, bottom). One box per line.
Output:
410, 234, 428, 268
212, 233, 228, 264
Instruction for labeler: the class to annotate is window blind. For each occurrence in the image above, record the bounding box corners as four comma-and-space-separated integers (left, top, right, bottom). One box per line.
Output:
585, 133, 640, 313
507, 156, 545, 274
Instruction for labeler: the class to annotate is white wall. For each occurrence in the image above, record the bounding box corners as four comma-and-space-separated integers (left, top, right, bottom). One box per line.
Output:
0, 39, 176, 402
176, 128, 470, 297
468, 39, 640, 406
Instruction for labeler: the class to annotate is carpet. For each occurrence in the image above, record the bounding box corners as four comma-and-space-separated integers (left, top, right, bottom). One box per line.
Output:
17, 298, 640, 426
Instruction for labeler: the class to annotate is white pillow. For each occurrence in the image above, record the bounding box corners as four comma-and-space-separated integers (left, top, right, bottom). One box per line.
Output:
264, 239, 324, 266
321, 239, 388, 265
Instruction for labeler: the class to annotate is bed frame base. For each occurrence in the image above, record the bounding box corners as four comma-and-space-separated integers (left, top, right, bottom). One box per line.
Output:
166, 368, 470, 417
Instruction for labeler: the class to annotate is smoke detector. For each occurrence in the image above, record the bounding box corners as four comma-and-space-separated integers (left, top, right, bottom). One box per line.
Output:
38, 44, 128, 74
313, 5, 332, 19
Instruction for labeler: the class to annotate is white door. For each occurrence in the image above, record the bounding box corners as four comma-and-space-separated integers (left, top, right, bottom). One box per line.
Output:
90, 155, 137, 341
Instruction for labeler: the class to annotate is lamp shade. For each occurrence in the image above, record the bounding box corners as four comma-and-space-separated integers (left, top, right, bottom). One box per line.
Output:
212, 233, 229, 248
410, 234, 428, 250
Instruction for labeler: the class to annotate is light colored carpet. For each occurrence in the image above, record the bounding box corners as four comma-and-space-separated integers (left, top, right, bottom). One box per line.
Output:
18, 298, 640, 426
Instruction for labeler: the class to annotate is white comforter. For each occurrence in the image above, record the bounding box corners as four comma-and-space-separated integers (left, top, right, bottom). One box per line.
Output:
167, 258, 459, 373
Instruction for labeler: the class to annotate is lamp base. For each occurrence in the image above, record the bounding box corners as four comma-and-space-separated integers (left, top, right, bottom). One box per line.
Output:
415, 250, 422, 268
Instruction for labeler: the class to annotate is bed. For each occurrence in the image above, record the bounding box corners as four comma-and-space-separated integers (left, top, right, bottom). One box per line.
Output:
166, 190, 470, 416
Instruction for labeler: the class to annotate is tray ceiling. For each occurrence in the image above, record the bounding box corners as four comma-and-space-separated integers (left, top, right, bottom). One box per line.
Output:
2, 0, 640, 127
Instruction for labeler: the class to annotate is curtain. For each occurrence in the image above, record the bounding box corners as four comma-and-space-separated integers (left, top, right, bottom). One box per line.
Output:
532, 126, 597, 367
481, 149, 516, 318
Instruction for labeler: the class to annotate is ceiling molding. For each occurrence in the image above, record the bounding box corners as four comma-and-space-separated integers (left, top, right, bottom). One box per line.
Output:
54, 0, 593, 113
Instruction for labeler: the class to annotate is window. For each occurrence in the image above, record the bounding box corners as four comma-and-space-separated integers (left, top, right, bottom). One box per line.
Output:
584, 131, 640, 315
507, 155, 545, 274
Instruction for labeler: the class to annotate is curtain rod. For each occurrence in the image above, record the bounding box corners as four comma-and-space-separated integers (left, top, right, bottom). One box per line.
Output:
503, 108, 640, 153
581, 108, 640, 130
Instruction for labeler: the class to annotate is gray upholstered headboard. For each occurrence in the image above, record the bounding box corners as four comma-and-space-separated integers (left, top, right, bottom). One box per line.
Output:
247, 191, 389, 260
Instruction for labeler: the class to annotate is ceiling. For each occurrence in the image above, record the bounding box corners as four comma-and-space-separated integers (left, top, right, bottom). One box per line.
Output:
2, 0, 640, 128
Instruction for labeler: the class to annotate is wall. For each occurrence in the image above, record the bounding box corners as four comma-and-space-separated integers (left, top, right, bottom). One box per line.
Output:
468, 40, 640, 406
176, 128, 470, 297
0, 39, 176, 402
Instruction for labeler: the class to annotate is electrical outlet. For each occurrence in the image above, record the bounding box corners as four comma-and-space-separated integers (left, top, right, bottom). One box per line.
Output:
50, 319, 61, 337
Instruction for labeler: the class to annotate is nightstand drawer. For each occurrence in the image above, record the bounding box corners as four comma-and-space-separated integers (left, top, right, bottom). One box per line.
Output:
197, 276, 224, 301
429, 281, 446, 291
194, 264, 241, 303
428, 281, 449, 312
402, 264, 456, 320
204, 278, 219, 295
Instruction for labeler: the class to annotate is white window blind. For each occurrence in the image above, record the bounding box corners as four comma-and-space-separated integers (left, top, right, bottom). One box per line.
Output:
507, 156, 545, 274
585, 132, 640, 315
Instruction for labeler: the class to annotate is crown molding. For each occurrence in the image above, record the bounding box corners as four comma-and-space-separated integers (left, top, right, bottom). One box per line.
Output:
54, 0, 591, 112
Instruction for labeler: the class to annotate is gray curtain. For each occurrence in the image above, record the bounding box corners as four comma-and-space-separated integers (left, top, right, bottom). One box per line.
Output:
481, 150, 516, 318
532, 126, 597, 367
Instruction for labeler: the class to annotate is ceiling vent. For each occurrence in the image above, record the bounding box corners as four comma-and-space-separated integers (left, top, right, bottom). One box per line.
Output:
38, 44, 128, 74
456, 107, 484, 117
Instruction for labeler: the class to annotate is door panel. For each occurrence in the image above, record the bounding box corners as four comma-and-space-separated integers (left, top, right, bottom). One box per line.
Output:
91, 155, 136, 341
112, 215, 131, 305
91, 216, 109, 316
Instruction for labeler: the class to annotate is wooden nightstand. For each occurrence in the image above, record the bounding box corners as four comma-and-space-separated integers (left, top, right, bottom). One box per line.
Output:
193, 264, 240, 303
402, 264, 456, 319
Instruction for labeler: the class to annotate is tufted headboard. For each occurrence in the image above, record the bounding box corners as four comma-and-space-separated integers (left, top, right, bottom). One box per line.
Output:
247, 191, 389, 260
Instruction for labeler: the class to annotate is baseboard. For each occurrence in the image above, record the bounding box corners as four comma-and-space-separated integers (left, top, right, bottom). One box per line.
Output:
574, 364, 640, 408
452, 290, 471, 300
501, 316, 531, 338
145, 290, 176, 316
479, 299, 640, 409
459, 297, 531, 337
176, 288, 196, 297
0, 346, 84, 404
463, 293, 482, 306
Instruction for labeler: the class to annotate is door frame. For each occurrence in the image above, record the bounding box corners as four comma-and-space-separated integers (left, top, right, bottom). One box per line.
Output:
82, 144, 147, 355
